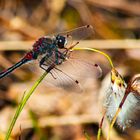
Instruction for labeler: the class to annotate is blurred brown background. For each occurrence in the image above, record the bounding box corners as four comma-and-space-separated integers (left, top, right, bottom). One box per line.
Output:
0, 0, 140, 140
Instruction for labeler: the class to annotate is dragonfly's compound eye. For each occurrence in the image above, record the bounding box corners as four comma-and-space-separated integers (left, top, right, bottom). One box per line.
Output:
56, 35, 66, 49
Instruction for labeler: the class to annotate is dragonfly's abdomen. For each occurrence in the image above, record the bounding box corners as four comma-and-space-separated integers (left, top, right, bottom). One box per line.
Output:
0, 58, 30, 79
0, 51, 34, 79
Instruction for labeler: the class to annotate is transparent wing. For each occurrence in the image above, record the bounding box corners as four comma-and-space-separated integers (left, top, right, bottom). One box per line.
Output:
64, 50, 102, 78
58, 25, 94, 40
64, 58, 102, 78
47, 25, 94, 40
45, 68, 82, 92
44, 25, 94, 51
35, 54, 82, 92
38, 56, 102, 92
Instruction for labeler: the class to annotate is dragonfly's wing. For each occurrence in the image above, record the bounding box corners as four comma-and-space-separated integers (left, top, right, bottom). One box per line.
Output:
45, 25, 94, 50
32, 47, 101, 92
45, 68, 82, 92
40, 56, 102, 92
63, 50, 102, 78
63, 58, 102, 78
58, 25, 94, 40
37, 54, 82, 92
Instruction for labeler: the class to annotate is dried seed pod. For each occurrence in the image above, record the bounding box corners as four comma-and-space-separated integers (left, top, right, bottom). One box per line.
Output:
98, 68, 140, 140
106, 69, 140, 130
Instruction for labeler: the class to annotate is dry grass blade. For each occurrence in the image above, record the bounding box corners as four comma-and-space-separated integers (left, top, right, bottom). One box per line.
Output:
0, 40, 140, 51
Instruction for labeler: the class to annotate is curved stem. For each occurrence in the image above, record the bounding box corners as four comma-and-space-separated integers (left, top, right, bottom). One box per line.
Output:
72, 47, 114, 68
5, 71, 48, 140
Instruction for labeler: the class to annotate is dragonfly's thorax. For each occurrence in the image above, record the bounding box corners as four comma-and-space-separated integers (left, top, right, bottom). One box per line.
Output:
32, 37, 56, 58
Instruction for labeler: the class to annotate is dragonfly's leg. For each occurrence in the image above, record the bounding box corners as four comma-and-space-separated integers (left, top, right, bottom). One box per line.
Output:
49, 72, 57, 79
40, 64, 47, 71
58, 41, 79, 59
54, 50, 65, 65
62, 49, 69, 58
55, 50, 67, 64
39, 55, 53, 71
39, 51, 53, 69
55, 49, 66, 64
40, 61, 56, 74
39, 56, 47, 71
40, 57, 56, 80
55, 49, 59, 65
63, 41, 79, 59
40, 63, 56, 77
68, 41, 79, 50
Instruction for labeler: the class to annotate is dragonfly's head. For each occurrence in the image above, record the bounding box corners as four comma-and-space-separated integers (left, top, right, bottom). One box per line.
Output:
55, 35, 67, 49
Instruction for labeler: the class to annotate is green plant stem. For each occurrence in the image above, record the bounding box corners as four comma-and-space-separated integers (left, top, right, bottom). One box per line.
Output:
5, 71, 48, 140
29, 110, 47, 140
97, 128, 101, 140
84, 131, 91, 140
73, 47, 114, 68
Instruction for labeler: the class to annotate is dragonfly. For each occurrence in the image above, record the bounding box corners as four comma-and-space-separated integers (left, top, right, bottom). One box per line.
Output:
0, 25, 102, 91
98, 68, 140, 140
